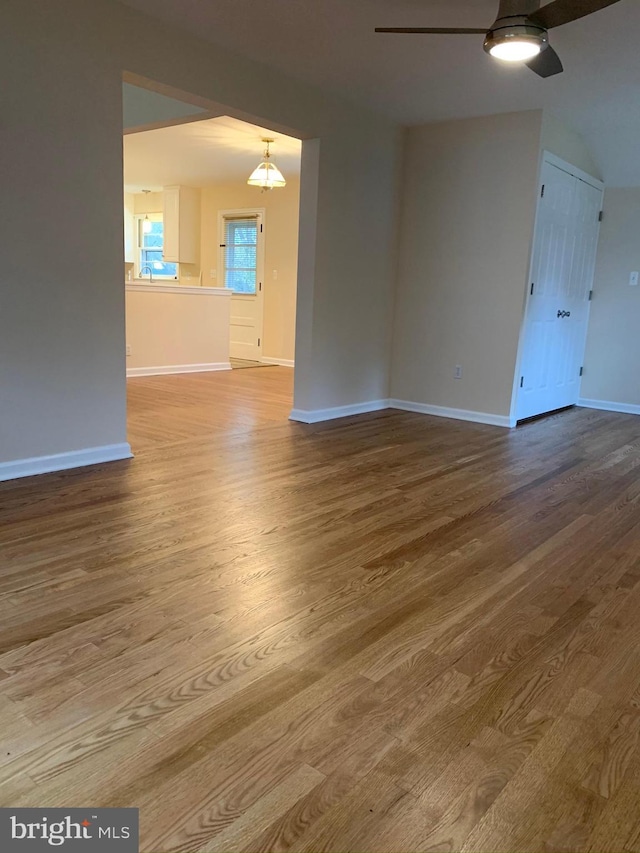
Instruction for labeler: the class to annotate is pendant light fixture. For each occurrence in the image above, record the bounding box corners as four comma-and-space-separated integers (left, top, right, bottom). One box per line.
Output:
141, 189, 152, 234
247, 138, 286, 191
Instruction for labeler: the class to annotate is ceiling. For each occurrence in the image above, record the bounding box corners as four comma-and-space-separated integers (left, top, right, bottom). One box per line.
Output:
116, 0, 640, 187
123, 115, 302, 192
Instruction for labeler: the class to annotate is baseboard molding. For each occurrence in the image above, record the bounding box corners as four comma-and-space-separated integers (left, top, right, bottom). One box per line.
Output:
291, 398, 515, 427
389, 399, 516, 428
578, 398, 640, 416
0, 443, 133, 483
261, 357, 295, 368
127, 362, 231, 377
290, 400, 389, 424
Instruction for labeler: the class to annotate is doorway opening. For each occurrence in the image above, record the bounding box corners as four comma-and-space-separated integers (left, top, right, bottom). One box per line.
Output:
122, 77, 305, 451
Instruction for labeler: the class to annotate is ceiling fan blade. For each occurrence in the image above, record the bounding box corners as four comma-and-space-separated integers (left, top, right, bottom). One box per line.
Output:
498, 0, 540, 16
374, 28, 488, 34
526, 44, 564, 76
529, 0, 621, 29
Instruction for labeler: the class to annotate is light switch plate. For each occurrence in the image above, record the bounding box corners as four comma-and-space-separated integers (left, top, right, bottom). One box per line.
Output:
630, 271, 639, 287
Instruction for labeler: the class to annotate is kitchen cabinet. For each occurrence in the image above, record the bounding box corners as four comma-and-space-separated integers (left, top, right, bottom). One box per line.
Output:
163, 186, 200, 264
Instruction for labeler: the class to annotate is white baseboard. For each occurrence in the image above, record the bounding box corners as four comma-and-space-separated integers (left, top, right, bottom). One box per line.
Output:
389, 399, 516, 428
578, 398, 640, 416
291, 398, 515, 427
0, 443, 133, 483
261, 357, 295, 368
290, 400, 389, 424
127, 362, 231, 377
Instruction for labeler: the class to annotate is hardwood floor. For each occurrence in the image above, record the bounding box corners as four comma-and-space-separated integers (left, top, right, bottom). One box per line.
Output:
2, 368, 640, 852
126, 367, 294, 452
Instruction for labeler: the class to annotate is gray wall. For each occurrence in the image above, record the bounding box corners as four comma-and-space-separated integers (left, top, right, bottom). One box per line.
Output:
0, 0, 402, 465
390, 111, 543, 419
581, 188, 640, 408
541, 113, 603, 182
122, 82, 207, 131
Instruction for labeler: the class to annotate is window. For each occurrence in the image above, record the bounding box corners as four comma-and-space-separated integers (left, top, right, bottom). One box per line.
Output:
135, 214, 178, 279
223, 217, 258, 294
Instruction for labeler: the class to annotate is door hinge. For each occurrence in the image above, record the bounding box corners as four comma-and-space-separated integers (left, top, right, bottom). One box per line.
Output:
520, 376, 524, 388
260, 224, 263, 233
258, 338, 261, 347
259, 281, 262, 292
589, 290, 593, 301
599, 210, 604, 222
530, 282, 535, 296
580, 366, 584, 377
541, 184, 545, 198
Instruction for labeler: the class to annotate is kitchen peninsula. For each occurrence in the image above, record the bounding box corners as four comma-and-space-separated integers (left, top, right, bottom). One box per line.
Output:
125, 282, 232, 376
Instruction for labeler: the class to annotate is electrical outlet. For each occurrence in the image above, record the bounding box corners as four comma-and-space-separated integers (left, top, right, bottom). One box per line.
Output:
210, 269, 217, 279
454, 365, 463, 379
273, 269, 278, 280
126, 345, 132, 357
630, 271, 639, 287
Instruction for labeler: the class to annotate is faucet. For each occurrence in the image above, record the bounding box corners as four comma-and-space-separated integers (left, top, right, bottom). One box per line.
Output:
140, 265, 154, 282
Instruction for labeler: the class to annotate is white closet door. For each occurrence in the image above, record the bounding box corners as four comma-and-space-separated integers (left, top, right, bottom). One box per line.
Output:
517, 160, 603, 421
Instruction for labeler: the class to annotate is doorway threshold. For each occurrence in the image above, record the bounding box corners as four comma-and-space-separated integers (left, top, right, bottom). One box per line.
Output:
517, 404, 575, 426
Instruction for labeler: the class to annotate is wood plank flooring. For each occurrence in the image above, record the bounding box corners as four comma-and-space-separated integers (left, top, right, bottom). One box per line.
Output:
2, 368, 640, 852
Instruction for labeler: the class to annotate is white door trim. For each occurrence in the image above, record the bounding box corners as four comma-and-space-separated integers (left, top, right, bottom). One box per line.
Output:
542, 151, 605, 193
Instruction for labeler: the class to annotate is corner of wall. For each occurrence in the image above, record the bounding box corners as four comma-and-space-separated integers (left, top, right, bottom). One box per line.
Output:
540, 111, 602, 181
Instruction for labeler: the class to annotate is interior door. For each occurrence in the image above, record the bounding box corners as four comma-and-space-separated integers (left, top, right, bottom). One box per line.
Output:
517, 160, 603, 421
230, 292, 263, 361
221, 212, 265, 361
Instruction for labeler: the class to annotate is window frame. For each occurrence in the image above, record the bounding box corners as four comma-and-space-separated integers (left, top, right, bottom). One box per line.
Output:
133, 213, 178, 281
218, 208, 266, 297
221, 216, 259, 295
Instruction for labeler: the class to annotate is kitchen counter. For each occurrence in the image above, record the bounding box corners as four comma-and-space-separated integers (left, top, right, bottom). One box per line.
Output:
125, 283, 232, 376
126, 281, 232, 296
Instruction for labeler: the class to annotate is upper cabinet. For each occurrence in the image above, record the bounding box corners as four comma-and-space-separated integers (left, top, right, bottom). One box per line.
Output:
163, 186, 200, 264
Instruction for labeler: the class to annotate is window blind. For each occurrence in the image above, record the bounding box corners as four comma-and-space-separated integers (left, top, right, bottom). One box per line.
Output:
223, 216, 258, 294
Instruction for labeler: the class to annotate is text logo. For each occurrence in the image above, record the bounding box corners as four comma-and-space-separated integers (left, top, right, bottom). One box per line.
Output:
0, 809, 138, 852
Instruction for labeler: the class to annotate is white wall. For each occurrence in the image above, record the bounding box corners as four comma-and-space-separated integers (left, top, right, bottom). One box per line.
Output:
390, 111, 543, 420
581, 188, 640, 411
0, 0, 401, 473
125, 286, 231, 373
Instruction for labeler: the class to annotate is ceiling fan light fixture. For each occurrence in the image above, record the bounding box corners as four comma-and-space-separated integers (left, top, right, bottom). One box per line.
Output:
484, 23, 548, 62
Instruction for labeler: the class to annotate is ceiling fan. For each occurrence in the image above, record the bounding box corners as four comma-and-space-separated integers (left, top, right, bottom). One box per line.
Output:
375, 0, 622, 78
